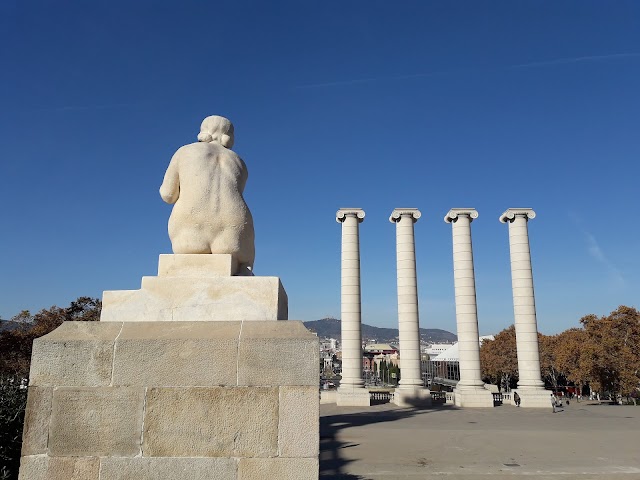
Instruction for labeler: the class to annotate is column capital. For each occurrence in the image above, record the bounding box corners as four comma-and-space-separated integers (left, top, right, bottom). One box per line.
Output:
499, 208, 536, 224
389, 208, 421, 223
444, 208, 478, 224
336, 208, 365, 223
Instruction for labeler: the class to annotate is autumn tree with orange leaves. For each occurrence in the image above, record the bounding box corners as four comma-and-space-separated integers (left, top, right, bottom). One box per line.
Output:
480, 306, 640, 400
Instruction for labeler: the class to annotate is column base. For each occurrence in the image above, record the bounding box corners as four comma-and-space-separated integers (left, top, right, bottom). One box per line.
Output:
336, 387, 370, 407
320, 390, 338, 404
393, 388, 432, 407
453, 387, 495, 408
512, 388, 551, 408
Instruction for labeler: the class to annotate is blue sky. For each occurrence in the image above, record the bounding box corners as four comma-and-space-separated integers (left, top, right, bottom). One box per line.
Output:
1, 1, 638, 335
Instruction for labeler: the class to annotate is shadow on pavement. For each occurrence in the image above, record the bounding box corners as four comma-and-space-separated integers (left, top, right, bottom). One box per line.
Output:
320, 403, 456, 479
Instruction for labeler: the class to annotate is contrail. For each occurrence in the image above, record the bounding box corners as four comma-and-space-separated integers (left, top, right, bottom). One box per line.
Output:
507, 52, 640, 69
296, 53, 640, 89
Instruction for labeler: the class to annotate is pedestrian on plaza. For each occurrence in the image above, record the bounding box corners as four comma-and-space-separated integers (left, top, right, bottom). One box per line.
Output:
514, 392, 521, 407
551, 393, 557, 413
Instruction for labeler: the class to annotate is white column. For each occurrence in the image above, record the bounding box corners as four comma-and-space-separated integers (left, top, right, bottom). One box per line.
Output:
445, 209, 494, 407
390, 208, 431, 407
500, 208, 548, 407
335, 209, 370, 406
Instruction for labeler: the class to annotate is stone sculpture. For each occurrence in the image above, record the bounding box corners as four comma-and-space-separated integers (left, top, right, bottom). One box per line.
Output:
160, 115, 255, 275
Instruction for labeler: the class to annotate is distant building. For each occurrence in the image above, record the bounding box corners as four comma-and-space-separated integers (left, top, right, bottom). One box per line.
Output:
424, 343, 455, 357
425, 336, 495, 389
363, 343, 399, 372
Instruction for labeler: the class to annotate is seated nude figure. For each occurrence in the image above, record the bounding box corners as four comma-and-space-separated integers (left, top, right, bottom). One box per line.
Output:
160, 115, 255, 275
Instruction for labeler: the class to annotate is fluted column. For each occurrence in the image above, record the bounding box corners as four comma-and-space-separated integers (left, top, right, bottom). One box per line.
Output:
500, 208, 545, 390
445, 209, 484, 388
389, 209, 424, 392
336, 209, 369, 406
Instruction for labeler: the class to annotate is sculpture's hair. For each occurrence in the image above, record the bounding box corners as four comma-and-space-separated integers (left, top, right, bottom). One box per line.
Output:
198, 115, 234, 148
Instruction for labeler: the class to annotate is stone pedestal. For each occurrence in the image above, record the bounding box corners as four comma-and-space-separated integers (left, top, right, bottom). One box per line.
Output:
393, 389, 433, 408
511, 389, 554, 409
20, 254, 318, 479
20, 321, 319, 480
101, 254, 288, 322
453, 388, 494, 408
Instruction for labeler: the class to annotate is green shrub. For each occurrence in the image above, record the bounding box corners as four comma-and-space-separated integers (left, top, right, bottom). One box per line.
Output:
0, 376, 27, 480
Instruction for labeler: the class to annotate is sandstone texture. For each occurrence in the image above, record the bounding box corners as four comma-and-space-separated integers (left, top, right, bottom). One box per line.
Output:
100, 254, 288, 322
20, 320, 319, 479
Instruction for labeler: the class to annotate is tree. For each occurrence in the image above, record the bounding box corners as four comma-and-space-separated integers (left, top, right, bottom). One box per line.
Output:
0, 298, 102, 480
480, 325, 518, 391
580, 306, 640, 399
0, 297, 102, 377
554, 328, 591, 395
0, 376, 27, 480
539, 333, 561, 391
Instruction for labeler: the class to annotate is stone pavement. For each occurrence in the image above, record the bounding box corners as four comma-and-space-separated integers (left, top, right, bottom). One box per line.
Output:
320, 401, 640, 479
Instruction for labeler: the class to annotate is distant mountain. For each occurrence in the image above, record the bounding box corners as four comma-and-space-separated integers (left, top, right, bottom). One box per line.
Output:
0, 320, 24, 333
303, 318, 457, 344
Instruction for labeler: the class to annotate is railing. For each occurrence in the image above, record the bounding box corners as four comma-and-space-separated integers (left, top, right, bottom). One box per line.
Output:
502, 392, 512, 402
370, 392, 394, 404
492, 393, 503, 406
445, 392, 455, 404
431, 391, 447, 403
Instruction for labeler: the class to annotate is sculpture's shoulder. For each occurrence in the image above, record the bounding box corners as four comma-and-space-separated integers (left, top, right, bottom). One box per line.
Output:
174, 141, 211, 157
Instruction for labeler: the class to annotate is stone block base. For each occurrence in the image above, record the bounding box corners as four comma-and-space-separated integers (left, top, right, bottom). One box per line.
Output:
453, 387, 495, 408
336, 387, 371, 407
513, 388, 553, 408
20, 321, 319, 480
393, 388, 432, 407
100, 254, 288, 322
320, 389, 338, 404
19, 457, 319, 480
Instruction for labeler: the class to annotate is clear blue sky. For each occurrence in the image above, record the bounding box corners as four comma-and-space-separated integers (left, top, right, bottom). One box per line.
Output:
1, 1, 638, 335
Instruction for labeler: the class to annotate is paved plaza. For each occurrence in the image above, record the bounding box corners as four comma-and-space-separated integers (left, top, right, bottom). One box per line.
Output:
320, 401, 640, 479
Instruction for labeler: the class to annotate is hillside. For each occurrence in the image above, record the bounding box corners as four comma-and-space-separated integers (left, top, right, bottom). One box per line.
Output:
303, 318, 457, 344
0, 320, 23, 333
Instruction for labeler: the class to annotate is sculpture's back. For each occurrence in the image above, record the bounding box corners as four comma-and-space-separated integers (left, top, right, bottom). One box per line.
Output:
160, 115, 255, 274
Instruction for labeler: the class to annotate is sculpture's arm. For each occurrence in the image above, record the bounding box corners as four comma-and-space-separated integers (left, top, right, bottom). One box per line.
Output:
159, 152, 180, 204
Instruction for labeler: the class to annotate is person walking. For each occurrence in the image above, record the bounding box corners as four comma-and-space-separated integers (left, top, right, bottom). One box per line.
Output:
551, 393, 557, 413
514, 392, 521, 407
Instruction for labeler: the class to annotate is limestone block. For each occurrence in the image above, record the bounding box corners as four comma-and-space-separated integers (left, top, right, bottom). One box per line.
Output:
112, 322, 240, 386
143, 387, 279, 457
278, 386, 319, 457
393, 388, 432, 408
158, 253, 238, 277
19, 456, 99, 480
320, 389, 337, 404
453, 388, 495, 408
100, 457, 237, 480
514, 389, 554, 408
237, 321, 318, 386
336, 388, 371, 407
21, 387, 52, 455
49, 387, 145, 456
101, 276, 287, 322
29, 322, 121, 387
238, 458, 319, 480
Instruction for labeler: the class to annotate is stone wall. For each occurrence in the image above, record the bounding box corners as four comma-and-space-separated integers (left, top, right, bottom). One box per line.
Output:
20, 321, 319, 480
